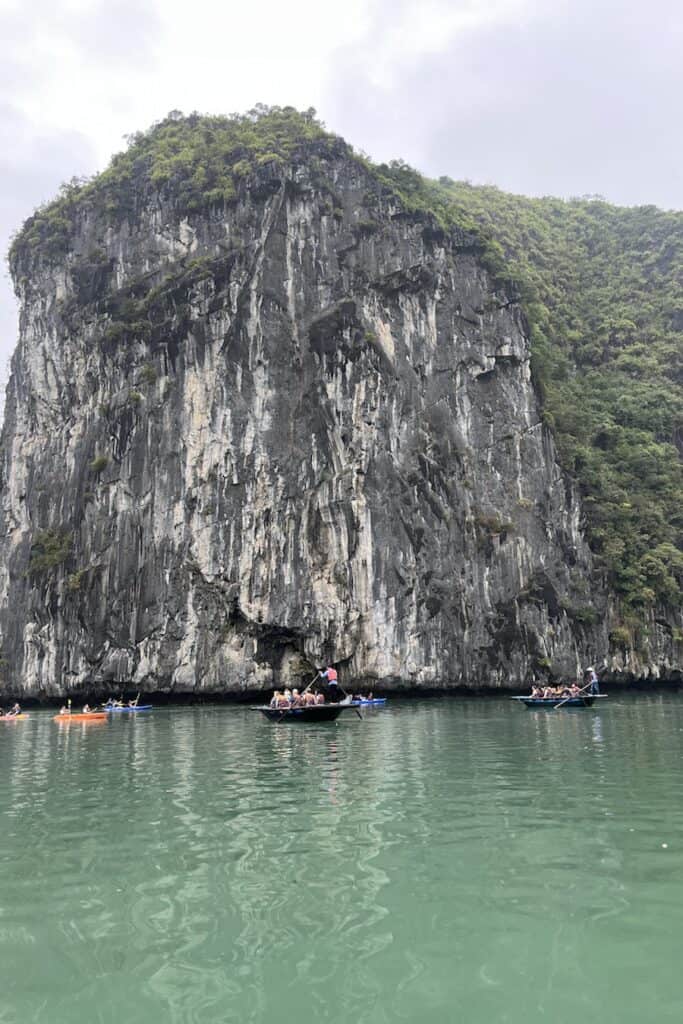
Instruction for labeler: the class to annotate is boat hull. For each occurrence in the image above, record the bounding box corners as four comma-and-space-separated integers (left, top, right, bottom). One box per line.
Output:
0, 714, 28, 720
253, 703, 356, 722
510, 696, 606, 709
53, 712, 108, 722
104, 705, 153, 713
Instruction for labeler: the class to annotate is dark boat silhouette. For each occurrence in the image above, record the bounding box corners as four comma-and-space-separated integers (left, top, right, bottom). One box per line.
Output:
252, 700, 361, 722
510, 695, 608, 709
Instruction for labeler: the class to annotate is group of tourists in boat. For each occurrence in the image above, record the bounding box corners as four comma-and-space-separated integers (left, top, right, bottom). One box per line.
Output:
530, 682, 583, 699
270, 688, 326, 708
269, 666, 339, 708
528, 666, 601, 700
511, 666, 607, 709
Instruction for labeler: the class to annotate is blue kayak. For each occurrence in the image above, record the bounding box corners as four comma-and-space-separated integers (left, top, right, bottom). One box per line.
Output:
104, 705, 153, 713
356, 698, 387, 706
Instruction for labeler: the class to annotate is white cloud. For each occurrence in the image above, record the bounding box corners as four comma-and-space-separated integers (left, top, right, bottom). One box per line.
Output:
4, 0, 373, 166
352, 0, 533, 89
0, 0, 681, 404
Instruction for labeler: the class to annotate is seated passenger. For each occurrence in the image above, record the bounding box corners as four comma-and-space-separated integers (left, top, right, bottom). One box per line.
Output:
59, 705, 70, 715
82, 703, 93, 714
315, 692, 325, 704
570, 683, 581, 696
269, 691, 280, 708
542, 686, 553, 698
8, 703, 21, 716
291, 688, 301, 706
531, 685, 542, 698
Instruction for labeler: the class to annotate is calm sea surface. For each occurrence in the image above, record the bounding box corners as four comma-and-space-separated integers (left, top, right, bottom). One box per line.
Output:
1, 695, 682, 1023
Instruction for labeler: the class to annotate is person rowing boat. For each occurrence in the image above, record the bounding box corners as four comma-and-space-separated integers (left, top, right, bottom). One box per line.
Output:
585, 666, 600, 694
318, 666, 343, 703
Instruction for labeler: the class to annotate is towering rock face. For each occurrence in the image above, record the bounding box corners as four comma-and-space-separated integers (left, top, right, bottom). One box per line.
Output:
0, 141, 604, 697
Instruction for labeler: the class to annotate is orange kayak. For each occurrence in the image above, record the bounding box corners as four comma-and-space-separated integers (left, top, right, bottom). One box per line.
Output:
53, 712, 107, 722
0, 714, 28, 720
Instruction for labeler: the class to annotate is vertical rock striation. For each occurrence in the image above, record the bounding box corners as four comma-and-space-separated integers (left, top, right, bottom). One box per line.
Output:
0, 138, 605, 697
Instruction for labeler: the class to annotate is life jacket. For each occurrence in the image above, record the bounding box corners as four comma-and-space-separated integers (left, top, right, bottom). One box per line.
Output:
326, 667, 338, 682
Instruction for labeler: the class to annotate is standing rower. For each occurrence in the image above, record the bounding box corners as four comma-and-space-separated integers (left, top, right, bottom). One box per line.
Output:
585, 666, 600, 694
318, 666, 340, 703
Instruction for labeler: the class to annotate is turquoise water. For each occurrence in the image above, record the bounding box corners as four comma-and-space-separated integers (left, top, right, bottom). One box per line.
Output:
1, 695, 682, 1023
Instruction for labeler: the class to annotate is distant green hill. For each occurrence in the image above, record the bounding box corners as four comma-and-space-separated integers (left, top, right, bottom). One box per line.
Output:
10, 106, 682, 627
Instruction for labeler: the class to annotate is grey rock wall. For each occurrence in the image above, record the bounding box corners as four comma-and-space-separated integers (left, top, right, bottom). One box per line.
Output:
0, 150, 608, 697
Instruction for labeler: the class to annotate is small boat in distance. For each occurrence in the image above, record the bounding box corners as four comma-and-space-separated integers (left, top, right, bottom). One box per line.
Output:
104, 704, 153, 713
252, 702, 361, 723
510, 695, 608, 709
53, 712, 108, 722
356, 697, 387, 706
0, 714, 28, 721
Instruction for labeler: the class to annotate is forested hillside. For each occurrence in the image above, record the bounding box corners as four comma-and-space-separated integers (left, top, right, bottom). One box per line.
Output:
10, 107, 682, 643
439, 182, 683, 624
354, 160, 683, 633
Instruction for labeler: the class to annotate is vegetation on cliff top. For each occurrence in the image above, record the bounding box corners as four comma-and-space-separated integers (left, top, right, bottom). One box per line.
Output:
9, 107, 683, 618
9, 106, 332, 262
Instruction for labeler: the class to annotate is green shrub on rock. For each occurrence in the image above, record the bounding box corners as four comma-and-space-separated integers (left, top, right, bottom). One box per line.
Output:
27, 530, 72, 575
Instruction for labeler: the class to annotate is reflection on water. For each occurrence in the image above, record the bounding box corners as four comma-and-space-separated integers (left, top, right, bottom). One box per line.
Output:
1, 696, 683, 1022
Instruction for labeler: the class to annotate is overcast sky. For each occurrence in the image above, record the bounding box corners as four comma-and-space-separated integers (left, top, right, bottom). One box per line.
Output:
1, 0, 681, 398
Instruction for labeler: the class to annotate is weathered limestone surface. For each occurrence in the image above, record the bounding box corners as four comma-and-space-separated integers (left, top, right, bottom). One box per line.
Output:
0, 145, 611, 697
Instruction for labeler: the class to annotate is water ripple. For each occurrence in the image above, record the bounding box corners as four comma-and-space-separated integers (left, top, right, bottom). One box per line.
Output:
1, 698, 683, 1022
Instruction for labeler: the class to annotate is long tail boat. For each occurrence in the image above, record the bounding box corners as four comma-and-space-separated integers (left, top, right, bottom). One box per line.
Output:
510, 695, 608, 709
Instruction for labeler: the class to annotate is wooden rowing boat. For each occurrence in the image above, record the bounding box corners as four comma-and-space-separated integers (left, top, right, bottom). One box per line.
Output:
510, 695, 608, 709
252, 702, 359, 722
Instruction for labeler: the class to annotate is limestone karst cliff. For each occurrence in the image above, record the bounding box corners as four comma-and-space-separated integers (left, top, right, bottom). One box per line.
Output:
2, 109, 673, 697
